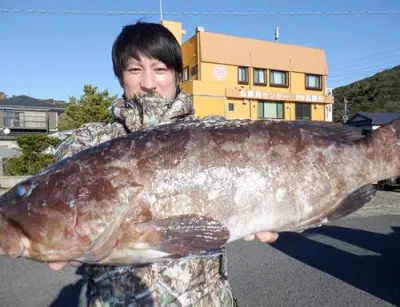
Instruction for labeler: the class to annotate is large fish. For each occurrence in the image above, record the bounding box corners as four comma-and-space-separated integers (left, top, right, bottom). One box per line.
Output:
0, 117, 399, 265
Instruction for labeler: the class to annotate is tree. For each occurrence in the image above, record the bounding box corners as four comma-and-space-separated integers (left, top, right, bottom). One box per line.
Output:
332, 65, 400, 122
0, 91, 7, 100
4, 134, 62, 176
58, 85, 118, 130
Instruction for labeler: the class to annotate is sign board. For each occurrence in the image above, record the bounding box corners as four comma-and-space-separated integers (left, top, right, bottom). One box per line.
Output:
225, 88, 333, 104
214, 65, 227, 80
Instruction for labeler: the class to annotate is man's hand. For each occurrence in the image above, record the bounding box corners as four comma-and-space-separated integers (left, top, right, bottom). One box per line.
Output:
47, 261, 82, 271
244, 231, 279, 243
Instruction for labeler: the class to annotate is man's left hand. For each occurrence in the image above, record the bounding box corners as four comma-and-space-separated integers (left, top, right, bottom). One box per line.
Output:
244, 232, 279, 243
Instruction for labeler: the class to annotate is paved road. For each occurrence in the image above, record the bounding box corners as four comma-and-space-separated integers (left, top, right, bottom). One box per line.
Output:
0, 191, 399, 307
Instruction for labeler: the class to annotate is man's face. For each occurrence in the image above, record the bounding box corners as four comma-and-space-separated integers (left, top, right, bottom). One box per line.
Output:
121, 55, 177, 100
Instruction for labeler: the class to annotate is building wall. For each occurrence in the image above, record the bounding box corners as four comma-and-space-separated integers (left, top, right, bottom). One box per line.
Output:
181, 62, 333, 121
160, 20, 187, 45
181, 35, 199, 81
48, 112, 58, 130
170, 21, 334, 122
180, 80, 226, 117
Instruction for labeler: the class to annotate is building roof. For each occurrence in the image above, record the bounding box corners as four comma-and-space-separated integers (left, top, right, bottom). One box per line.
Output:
198, 31, 328, 75
350, 112, 400, 125
0, 95, 65, 110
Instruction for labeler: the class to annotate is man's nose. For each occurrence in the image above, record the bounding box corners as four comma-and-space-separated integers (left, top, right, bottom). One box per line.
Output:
140, 71, 157, 93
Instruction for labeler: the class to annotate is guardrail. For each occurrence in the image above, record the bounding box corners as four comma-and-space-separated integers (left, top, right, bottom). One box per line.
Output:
3, 115, 48, 129
0, 176, 30, 189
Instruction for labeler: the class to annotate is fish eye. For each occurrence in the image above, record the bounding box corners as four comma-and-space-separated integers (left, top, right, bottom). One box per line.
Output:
16, 185, 27, 197
15, 184, 29, 198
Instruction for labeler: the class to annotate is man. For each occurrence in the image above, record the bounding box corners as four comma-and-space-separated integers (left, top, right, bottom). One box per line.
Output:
49, 21, 278, 306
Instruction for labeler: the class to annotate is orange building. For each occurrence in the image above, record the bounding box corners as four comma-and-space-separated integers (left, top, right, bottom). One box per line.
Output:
161, 20, 334, 122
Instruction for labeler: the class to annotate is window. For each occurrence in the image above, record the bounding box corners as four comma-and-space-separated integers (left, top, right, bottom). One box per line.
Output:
258, 101, 284, 119
270, 70, 289, 87
4, 111, 23, 128
253, 68, 266, 85
228, 103, 235, 111
305, 74, 322, 90
182, 66, 189, 81
238, 67, 248, 84
190, 65, 198, 76
296, 103, 311, 120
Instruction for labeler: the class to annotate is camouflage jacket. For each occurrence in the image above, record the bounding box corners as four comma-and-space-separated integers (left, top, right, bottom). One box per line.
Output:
54, 92, 235, 307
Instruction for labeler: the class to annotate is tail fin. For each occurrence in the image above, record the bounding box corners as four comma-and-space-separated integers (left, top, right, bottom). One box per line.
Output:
367, 118, 400, 178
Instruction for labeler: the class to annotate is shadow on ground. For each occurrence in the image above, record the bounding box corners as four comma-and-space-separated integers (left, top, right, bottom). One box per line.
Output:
49, 266, 86, 307
271, 225, 400, 306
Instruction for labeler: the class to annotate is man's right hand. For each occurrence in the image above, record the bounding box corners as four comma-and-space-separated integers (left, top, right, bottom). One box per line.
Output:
48, 261, 82, 271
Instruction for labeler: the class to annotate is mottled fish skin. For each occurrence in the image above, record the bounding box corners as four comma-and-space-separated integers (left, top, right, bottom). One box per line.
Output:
0, 117, 399, 265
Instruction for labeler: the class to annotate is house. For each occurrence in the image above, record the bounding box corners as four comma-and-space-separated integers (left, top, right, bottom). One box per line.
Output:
0, 95, 65, 144
345, 112, 400, 135
161, 20, 334, 122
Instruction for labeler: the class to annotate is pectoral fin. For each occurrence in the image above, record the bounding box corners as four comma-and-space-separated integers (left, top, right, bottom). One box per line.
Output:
327, 183, 377, 220
135, 214, 230, 256
295, 184, 377, 232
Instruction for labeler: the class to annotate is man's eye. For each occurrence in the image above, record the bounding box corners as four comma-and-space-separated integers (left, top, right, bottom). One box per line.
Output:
128, 68, 141, 73
155, 68, 168, 72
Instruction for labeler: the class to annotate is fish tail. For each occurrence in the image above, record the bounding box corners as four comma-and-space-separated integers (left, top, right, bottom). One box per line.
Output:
367, 118, 400, 178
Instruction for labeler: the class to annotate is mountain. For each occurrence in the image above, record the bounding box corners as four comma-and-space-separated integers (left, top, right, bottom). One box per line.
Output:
0, 94, 67, 108
41, 98, 68, 108
332, 65, 400, 122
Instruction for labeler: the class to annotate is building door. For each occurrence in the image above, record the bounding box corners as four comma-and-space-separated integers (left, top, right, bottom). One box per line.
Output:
258, 101, 284, 119
295, 103, 311, 120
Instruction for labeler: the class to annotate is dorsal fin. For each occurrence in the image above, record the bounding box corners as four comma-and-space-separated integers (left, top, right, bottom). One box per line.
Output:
285, 121, 365, 143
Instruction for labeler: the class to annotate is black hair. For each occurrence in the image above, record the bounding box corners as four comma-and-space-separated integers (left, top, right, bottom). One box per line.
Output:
112, 21, 183, 84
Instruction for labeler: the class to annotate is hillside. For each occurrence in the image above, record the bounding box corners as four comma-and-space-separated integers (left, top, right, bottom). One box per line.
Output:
332, 65, 400, 122
0, 93, 67, 108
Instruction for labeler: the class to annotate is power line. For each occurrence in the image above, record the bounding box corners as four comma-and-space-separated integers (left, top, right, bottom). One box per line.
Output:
330, 58, 400, 75
328, 65, 398, 79
330, 55, 400, 73
1, 8, 400, 16
329, 47, 400, 69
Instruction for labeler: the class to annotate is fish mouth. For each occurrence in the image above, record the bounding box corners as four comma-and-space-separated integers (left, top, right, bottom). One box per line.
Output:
0, 232, 26, 258
0, 214, 26, 258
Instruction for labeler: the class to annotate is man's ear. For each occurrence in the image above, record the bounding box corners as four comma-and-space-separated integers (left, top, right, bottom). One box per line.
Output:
176, 72, 182, 84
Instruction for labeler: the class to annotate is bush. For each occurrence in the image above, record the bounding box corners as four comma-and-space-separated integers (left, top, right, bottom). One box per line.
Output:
4, 134, 62, 176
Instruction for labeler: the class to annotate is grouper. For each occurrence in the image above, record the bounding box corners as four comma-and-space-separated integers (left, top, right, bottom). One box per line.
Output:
0, 117, 399, 265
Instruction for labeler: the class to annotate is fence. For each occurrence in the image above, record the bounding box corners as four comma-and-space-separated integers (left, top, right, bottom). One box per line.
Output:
3, 115, 47, 129
0, 176, 30, 189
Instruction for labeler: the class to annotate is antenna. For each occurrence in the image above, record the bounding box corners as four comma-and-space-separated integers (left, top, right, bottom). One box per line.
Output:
159, 0, 163, 21
275, 26, 279, 42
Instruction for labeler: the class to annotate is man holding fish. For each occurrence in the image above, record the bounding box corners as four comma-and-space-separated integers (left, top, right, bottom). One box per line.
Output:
3, 20, 398, 307
48, 21, 279, 307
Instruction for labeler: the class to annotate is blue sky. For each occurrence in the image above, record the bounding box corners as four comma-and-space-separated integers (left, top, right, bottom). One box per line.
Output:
1, 0, 399, 102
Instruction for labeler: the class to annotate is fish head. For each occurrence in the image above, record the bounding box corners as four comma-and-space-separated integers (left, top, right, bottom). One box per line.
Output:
0, 147, 145, 263
0, 175, 75, 260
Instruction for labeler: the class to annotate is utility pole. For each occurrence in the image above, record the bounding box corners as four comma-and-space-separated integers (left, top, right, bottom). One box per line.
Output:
343, 97, 349, 123
159, 0, 163, 21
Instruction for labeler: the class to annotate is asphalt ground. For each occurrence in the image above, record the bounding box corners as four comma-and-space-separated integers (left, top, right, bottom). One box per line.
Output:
0, 191, 399, 307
